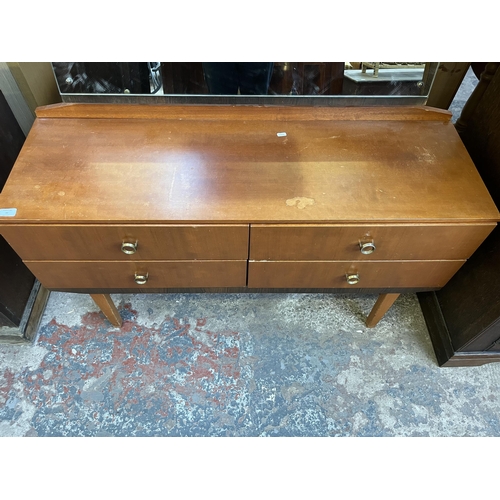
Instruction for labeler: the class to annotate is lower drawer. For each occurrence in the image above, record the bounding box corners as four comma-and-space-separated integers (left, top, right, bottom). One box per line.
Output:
25, 260, 247, 289
248, 260, 466, 289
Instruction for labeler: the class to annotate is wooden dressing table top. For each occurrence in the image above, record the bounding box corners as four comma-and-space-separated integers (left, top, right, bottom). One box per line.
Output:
0, 103, 498, 225
1, 103, 499, 331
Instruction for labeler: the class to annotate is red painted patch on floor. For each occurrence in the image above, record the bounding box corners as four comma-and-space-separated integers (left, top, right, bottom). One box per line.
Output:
0, 369, 15, 406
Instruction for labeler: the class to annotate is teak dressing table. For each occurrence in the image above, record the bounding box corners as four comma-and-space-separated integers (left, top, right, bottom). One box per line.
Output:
0, 103, 498, 329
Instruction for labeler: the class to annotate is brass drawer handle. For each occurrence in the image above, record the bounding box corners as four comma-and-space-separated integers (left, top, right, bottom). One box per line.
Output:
359, 241, 376, 255
346, 273, 360, 285
121, 240, 138, 255
134, 272, 149, 285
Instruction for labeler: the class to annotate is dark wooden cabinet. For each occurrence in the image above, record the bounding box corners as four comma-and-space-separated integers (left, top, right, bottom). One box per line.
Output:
0, 89, 34, 327
0, 92, 25, 190
0, 234, 35, 327
0, 90, 48, 342
419, 63, 500, 366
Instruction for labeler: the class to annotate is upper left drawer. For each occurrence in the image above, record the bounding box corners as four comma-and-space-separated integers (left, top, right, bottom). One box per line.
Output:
0, 224, 249, 260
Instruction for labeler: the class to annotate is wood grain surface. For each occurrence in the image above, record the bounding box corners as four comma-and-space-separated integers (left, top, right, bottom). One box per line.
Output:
0, 105, 497, 224
35, 103, 453, 121
1, 224, 249, 260
249, 223, 496, 261
247, 260, 465, 289
25, 260, 248, 289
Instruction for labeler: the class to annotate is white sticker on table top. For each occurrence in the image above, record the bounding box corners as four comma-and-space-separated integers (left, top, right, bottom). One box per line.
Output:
0, 208, 17, 217
277, 132, 287, 137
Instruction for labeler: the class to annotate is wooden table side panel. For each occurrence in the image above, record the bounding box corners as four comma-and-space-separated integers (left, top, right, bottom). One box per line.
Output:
0, 225, 250, 261
249, 224, 497, 261
247, 261, 466, 289
24, 261, 248, 289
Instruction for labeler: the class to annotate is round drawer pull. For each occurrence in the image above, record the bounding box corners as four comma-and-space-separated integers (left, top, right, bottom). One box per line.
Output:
346, 273, 360, 285
134, 272, 149, 285
121, 240, 138, 255
359, 241, 376, 255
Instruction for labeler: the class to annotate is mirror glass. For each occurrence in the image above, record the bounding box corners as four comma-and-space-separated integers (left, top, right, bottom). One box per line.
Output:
52, 62, 439, 104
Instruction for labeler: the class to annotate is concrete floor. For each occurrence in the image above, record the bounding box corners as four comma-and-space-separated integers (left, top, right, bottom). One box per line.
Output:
2, 290, 500, 437
3, 68, 499, 437
449, 66, 479, 122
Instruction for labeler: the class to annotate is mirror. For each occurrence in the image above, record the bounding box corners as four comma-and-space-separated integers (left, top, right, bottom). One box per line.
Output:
52, 62, 439, 105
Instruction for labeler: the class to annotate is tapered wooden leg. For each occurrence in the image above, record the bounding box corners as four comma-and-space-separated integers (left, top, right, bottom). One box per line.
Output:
366, 293, 400, 328
90, 294, 123, 327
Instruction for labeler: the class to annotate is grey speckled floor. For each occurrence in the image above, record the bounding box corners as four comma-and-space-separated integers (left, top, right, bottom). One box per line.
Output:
449, 66, 479, 122
2, 68, 497, 438
2, 291, 500, 437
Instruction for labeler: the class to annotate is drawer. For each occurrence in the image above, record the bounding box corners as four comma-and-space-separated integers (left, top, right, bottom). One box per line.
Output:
247, 260, 466, 289
249, 224, 496, 261
25, 260, 247, 289
1, 224, 249, 261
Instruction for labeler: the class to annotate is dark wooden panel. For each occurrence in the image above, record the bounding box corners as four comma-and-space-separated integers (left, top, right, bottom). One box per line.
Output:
460, 67, 500, 207
0, 90, 36, 328
435, 227, 500, 351
0, 90, 25, 191
0, 235, 35, 325
424, 63, 500, 357
418, 291, 500, 366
